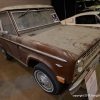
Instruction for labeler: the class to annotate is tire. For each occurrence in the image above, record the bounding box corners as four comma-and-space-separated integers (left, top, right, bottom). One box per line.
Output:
33, 63, 62, 94
1, 48, 13, 60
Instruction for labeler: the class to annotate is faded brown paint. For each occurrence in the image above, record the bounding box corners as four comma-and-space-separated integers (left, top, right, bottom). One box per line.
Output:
26, 25, 100, 57
0, 5, 100, 86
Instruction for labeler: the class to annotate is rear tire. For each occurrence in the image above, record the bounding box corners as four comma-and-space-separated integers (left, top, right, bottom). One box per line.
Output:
1, 48, 13, 60
33, 63, 62, 94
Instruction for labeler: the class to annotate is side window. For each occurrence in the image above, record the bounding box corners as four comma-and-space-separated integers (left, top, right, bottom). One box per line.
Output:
76, 16, 87, 24
76, 15, 96, 24
0, 12, 16, 35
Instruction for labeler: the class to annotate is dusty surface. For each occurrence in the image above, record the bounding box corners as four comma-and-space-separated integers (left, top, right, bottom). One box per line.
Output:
26, 25, 100, 56
0, 51, 100, 100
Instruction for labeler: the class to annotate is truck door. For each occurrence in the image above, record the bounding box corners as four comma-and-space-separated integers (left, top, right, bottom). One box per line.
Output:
0, 12, 20, 60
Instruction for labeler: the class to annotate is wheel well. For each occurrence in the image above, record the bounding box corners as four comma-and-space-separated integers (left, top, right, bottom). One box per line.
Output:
28, 59, 39, 68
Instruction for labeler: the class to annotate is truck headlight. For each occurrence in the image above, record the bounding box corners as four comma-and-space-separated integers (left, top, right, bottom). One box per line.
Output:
75, 60, 84, 73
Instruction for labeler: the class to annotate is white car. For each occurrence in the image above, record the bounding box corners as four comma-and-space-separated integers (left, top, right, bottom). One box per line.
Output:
61, 11, 100, 27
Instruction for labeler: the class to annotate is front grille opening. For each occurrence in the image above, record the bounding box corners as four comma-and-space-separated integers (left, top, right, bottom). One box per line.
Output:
82, 41, 100, 62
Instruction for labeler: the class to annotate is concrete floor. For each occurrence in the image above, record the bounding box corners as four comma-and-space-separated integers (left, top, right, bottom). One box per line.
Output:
0, 51, 100, 100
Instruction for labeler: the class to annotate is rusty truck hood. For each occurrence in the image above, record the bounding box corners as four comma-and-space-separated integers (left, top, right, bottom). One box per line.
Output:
22, 25, 100, 58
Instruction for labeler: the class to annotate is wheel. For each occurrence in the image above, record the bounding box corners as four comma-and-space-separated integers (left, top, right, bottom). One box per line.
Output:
33, 63, 62, 94
1, 48, 13, 60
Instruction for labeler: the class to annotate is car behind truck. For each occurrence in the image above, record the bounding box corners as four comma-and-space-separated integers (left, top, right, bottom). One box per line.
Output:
0, 5, 100, 94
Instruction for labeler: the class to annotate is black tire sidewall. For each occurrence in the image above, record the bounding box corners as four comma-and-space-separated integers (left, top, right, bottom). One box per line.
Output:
33, 63, 61, 94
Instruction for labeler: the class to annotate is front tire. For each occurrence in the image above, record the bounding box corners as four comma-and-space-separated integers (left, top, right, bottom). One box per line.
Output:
33, 63, 62, 94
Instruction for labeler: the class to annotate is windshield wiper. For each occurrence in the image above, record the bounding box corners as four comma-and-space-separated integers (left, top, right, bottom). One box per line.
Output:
18, 9, 29, 18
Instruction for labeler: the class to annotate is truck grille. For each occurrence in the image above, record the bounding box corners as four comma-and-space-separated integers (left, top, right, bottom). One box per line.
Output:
82, 40, 100, 64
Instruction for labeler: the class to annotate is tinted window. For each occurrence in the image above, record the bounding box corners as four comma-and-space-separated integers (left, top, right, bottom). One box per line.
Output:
76, 15, 96, 24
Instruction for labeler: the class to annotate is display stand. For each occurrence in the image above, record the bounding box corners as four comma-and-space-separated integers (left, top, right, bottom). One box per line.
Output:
85, 68, 98, 100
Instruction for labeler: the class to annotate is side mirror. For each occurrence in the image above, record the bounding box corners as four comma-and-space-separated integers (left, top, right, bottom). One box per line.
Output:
2, 31, 8, 35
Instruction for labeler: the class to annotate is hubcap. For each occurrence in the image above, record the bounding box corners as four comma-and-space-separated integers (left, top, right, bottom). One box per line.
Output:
34, 70, 54, 92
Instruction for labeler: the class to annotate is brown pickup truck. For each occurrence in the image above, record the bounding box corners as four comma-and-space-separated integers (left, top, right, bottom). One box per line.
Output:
0, 5, 100, 95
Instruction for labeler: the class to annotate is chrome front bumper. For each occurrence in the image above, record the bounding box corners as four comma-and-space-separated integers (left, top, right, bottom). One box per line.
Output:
69, 54, 100, 95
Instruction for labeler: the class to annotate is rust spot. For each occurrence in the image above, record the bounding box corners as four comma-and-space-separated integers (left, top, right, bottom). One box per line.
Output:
82, 43, 91, 48
93, 38, 99, 42
73, 42, 76, 46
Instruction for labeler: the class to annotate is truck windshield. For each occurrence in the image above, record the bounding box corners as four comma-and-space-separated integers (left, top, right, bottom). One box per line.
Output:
11, 9, 59, 31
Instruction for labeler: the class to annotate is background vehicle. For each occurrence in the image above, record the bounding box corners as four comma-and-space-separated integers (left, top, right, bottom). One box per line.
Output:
61, 11, 100, 27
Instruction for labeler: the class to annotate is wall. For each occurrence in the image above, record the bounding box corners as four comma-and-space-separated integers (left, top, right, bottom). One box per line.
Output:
51, 0, 76, 20
0, 0, 51, 8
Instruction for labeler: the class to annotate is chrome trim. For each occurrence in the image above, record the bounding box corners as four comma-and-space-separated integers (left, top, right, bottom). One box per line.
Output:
82, 40, 100, 64
7, 11, 18, 36
69, 70, 88, 95
0, 37, 67, 62
56, 64, 63, 67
